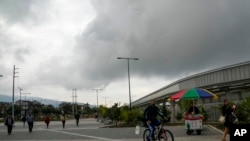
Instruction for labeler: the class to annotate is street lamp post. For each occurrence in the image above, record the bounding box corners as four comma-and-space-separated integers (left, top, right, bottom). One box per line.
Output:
117, 57, 139, 111
92, 88, 102, 121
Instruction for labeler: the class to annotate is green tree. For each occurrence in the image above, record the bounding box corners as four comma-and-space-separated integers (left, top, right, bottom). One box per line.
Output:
107, 103, 121, 126
235, 97, 250, 123
99, 105, 108, 118
59, 102, 72, 115
6, 105, 20, 118
42, 104, 56, 115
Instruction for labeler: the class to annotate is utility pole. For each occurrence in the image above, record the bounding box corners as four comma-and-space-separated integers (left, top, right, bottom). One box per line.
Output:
109, 101, 113, 107
18, 87, 23, 120
12, 65, 19, 119
102, 97, 108, 107
72, 89, 74, 115
21, 92, 30, 116
75, 89, 77, 114
92, 88, 102, 121
72, 88, 77, 115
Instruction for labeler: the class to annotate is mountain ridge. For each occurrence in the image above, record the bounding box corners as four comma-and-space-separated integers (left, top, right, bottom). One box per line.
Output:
0, 94, 88, 107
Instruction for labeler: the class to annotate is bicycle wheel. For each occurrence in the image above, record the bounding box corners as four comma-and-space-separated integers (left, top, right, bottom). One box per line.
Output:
143, 129, 150, 141
158, 129, 174, 141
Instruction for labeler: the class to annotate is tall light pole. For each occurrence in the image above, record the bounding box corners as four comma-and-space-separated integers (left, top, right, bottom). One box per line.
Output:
92, 88, 102, 121
117, 57, 138, 111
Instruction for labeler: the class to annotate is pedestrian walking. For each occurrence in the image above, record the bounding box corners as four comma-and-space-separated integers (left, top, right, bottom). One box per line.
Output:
221, 99, 237, 141
27, 114, 34, 133
4, 115, 14, 135
44, 114, 50, 128
61, 114, 66, 128
75, 113, 80, 126
22, 115, 26, 127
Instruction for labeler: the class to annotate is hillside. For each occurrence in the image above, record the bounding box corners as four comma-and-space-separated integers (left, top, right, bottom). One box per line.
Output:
0, 94, 69, 107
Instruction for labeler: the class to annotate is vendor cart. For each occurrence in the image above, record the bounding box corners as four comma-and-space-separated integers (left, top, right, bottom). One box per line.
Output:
184, 114, 203, 135
168, 88, 218, 135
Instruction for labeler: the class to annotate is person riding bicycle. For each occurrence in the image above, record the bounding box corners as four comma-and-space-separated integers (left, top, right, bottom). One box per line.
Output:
144, 99, 168, 141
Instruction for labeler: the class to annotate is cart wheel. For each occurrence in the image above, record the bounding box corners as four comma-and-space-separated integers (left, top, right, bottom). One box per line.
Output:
186, 129, 192, 135
197, 129, 201, 135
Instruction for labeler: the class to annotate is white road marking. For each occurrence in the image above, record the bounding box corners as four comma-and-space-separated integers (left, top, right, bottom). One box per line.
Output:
50, 129, 123, 141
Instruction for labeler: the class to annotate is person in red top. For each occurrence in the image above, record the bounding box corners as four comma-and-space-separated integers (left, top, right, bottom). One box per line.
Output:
44, 114, 50, 129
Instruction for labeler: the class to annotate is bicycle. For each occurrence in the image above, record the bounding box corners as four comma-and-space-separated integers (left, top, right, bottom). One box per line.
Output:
143, 119, 174, 141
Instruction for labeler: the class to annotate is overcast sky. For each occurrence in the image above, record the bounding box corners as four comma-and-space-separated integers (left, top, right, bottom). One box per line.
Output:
1, 0, 250, 106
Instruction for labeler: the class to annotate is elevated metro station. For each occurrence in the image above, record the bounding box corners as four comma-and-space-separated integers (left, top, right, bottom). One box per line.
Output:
132, 61, 250, 122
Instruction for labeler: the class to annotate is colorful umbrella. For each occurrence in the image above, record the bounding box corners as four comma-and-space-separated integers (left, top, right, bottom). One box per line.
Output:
169, 88, 219, 101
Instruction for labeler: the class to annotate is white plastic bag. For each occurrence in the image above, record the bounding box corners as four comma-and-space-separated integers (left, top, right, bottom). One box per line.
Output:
219, 115, 225, 123
135, 125, 140, 134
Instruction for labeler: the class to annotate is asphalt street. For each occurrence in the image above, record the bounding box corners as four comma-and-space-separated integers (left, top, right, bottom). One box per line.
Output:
0, 118, 229, 141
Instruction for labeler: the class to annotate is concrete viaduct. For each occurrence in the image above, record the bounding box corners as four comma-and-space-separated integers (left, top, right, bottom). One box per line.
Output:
131, 61, 250, 121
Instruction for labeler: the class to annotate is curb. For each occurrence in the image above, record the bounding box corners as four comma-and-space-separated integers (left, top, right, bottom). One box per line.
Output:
207, 124, 224, 134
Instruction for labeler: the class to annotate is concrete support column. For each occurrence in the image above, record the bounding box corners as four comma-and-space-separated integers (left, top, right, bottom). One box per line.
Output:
161, 100, 166, 115
170, 100, 175, 123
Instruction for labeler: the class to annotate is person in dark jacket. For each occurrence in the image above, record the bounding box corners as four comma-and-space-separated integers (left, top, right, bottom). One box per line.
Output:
187, 101, 200, 115
75, 113, 80, 126
5, 114, 14, 135
143, 99, 167, 141
21, 115, 26, 127
27, 114, 34, 133
221, 99, 236, 141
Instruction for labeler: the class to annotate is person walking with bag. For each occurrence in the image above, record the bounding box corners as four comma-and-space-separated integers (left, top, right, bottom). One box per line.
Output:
4, 114, 14, 135
221, 99, 236, 141
61, 114, 66, 128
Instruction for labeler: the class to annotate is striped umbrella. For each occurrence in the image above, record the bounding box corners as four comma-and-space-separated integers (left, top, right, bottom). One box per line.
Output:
169, 88, 219, 101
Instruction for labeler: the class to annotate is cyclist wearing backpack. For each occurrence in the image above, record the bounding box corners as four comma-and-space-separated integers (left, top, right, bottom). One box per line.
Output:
144, 99, 167, 141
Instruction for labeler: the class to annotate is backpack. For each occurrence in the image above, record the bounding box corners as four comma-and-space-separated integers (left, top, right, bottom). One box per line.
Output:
27, 116, 34, 123
5, 117, 13, 126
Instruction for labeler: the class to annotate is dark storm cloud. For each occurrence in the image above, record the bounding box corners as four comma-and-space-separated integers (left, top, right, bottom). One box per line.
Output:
72, 0, 250, 88
0, 0, 33, 23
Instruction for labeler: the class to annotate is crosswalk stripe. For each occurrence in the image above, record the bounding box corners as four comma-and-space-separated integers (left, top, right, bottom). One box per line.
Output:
50, 129, 123, 141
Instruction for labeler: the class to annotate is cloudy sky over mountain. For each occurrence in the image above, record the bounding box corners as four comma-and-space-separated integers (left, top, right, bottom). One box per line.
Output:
1, 0, 250, 106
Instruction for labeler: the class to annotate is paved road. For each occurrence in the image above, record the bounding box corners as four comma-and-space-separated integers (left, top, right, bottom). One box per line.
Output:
0, 118, 229, 141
